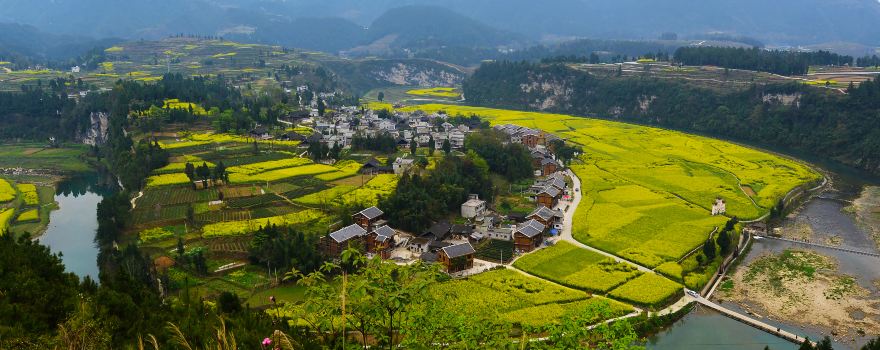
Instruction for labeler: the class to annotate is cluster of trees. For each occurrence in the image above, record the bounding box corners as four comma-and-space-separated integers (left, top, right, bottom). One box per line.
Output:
184, 161, 227, 186
445, 114, 490, 129
102, 118, 170, 190
673, 47, 853, 75
381, 152, 493, 232
465, 129, 534, 181
856, 55, 880, 67
464, 61, 880, 177
699, 218, 738, 265
351, 132, 398, 153
307, 141, 340, 161
248, 224, 324, 279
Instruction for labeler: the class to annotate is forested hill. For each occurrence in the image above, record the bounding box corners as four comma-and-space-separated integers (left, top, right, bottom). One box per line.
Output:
463, 61, 880, 176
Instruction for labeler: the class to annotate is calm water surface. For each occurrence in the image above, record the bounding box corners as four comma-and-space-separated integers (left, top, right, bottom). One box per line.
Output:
37, 174, 110, 280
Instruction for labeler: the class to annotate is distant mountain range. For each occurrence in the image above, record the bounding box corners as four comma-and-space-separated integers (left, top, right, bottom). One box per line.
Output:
0, 0, 878, 59
0, 23, 120, 63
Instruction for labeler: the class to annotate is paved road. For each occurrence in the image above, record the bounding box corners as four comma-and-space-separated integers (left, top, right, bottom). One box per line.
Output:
555, 169, 654, 273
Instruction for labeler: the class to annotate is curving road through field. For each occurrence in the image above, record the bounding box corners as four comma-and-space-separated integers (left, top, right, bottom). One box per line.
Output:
555, 169, 654, 273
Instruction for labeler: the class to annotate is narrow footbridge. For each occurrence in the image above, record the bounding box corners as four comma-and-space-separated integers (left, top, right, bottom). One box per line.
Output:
690, 292, 814, 347
756, 235, 880, 258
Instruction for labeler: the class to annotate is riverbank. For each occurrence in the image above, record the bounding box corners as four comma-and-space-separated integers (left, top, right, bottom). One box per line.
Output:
717, 249, 879, 342
851, 186, 880, 250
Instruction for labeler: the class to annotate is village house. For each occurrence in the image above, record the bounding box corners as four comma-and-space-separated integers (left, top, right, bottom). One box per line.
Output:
322, 224, 367, 257
486, 227, 514, 241
450, 224, 475, 240
359, 158, 393, 175
437, 242, 476, 273
527, 206, 564, 228
540, 158, 561, 176
249, 126, 271, 140
278, 131, 307, 142
366, 225, 396, 259
513, 219, 547, 252
422, 221, 452, 242
536, 185, 562, 208
392, 157, 415, 175
407, 237, 431, 254
353, 206, 385, 230
712, 198, 727, 216
460, 194, 487, 218
520, 129, 543, 148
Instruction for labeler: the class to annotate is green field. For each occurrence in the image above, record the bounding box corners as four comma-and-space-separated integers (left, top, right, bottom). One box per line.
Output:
513, 241, 641, 293
0, 144, 91, 173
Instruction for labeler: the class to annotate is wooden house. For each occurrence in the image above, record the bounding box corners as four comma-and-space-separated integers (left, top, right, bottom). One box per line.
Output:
540, 158, 560, 176
513, 219, 546, 253
366, 225, 396, 259
536, 185, 562, 208
437, 242, 476, 273
353, 206, 384, 230
322, 224, 367, 257
520, 130, 543, 148
527, 206, 563, 228
360, 158, 393, 175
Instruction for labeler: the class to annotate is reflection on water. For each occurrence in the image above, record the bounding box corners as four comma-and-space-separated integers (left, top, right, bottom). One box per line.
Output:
37, 173, 113, 281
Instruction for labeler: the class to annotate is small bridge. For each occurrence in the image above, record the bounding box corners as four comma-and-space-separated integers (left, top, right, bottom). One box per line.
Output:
690, 292, 815, 347
756, 235, 880, 258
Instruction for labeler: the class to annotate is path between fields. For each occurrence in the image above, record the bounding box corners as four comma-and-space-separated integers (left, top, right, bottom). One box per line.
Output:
130, 191, 144, 210
555, 169, 653, 274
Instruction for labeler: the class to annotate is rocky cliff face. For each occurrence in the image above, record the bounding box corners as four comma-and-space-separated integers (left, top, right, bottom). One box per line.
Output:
78, 112, 109, 146
370, 62, 463, 87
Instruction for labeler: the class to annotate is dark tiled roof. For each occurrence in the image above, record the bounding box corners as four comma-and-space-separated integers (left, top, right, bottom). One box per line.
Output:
516, 219, 546, 238
441, 242, 476, 259
528, 206, 557, 221
450, 224, 474, 235
423, 222, 452, 238
420, 252, 438, 262
372, 225, 396, 242
329, 224, 367, 243
356, 206, 384, 220
428, 240, 453, 250
539, 186, 561, 198
541, 158, 559, 167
